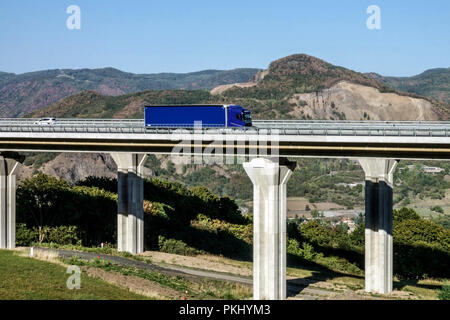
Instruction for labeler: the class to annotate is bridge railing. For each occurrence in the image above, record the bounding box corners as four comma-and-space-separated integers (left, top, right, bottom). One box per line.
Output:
0, 123, 449, 137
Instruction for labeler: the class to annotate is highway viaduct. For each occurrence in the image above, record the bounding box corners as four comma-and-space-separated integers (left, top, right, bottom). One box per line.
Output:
0, 118, 449, 299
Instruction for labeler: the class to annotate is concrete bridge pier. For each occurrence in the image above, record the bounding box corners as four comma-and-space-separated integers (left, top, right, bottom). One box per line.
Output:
0, 153, 23, 249
243, 157, 296, 300
111, 153, 147, 254
358, 158, 398, 294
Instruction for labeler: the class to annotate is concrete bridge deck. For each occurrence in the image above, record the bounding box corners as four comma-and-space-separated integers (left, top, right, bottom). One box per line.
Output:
0, 119, 449, 159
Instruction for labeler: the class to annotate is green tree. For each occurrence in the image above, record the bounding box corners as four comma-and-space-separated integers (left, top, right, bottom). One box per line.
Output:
17, 174, 70, 243
392, 207, 450, 279
393, 207, 421, 223
300, 220, 331, 246
349, 223, 364, 247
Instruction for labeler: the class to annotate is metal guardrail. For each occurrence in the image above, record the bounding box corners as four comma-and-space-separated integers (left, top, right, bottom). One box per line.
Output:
0, 119, 449, 136
1, 118, 449, 124
254, 119, 450, 124
5, 118, 450, 125
0, 123, 449, 137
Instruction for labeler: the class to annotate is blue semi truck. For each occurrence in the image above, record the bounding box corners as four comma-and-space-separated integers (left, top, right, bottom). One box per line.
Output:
144, 104, 252, 128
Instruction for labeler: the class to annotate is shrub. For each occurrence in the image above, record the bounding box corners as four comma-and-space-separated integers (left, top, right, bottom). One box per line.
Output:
393, 210, 450, 279
299, 220, 332, 246
349, 223, 364, 247
299, 242, 316, 260
298, 99, 308, 107
286, 238, 316, 260
76, 176, 117, 193
287, 220, 301, 240
157, 235, 198, 256
394, 242, 449, 279
15, 224, 81, 246
145, 201, 174, 220
394, 219, 449, 250
314, 254, 362, 275
16, 223, 38, 246
438, 283, 450, 300
43, 225, 82, 246
431, 206, 444, 214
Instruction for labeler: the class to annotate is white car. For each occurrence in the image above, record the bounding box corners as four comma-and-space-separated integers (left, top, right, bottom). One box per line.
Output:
34, 118, 56, 125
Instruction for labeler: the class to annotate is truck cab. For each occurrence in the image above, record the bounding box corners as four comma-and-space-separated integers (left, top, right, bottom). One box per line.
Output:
227, 105, 252, 127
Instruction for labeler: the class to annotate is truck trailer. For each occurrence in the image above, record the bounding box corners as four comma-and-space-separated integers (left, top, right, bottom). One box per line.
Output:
144, 104, 252, 128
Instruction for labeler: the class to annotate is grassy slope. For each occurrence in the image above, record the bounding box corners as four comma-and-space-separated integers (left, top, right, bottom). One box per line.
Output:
0, 250, 147, 300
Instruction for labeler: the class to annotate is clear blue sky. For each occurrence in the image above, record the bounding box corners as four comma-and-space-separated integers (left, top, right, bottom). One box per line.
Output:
0, 0, 449, 76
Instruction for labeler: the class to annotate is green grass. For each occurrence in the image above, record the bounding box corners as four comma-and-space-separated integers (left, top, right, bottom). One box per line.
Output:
0, 250, 148, 300
64, 256, 190, 292
38, 242, 117, 255
37, 243, 154, 265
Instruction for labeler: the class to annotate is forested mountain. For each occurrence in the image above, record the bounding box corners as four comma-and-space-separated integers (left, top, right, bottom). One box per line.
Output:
0, 67, 260, 117
367, 67, 450, 103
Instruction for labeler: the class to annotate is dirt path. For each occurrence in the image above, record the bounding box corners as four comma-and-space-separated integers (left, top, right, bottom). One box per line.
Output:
140, 251, 253, 277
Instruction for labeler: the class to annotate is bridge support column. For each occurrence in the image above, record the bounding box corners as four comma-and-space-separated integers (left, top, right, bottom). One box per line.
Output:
244, 157, 296, 300
359, 158, 398, 294
0, 153, 23, 249
111, 153, 147, 254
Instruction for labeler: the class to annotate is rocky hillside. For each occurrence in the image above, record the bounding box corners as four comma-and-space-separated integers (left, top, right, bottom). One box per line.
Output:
366, 68, 450, 103
0, 67, 259, 118
212, 54, 448, 120
286, 81, 438, 121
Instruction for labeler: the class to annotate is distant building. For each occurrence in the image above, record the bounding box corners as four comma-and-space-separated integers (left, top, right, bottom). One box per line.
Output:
335, 182, 364, 188
340, 217, 357, 233
423, 166, 445, 174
